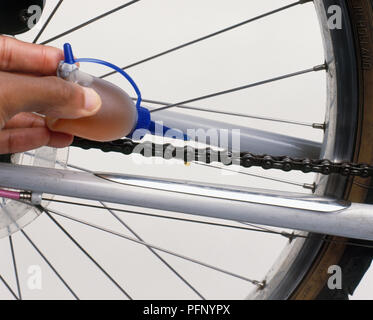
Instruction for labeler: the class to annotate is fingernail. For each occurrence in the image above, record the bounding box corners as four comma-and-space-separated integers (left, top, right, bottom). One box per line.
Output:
83, 87, 102, 112
46, 117, 58, 130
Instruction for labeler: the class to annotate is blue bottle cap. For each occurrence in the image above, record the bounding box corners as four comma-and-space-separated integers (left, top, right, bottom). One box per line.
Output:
63, 43, 75, 64
130, 106, 188, 141
134, 106, 151, 131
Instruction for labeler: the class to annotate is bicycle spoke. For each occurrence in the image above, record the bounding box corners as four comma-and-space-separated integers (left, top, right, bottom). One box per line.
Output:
100, 202, 205, 300
67, 150, 305, 190
237, 222, 296, 241
133, 97, 316, 127
100, 1, 304, 78
33, 0, 64, 43
21, 229, 79, 299
8, 236, 21, 300
150, 64, 326, 113
43, 208, 132, 300
194, 162, 305, 188
46, 207, 265, 287
27, 151, 305, 189
40, 0, 141, 45
353, 181, 373, 190
44, 197, 295, 238
0, 275, 18, 300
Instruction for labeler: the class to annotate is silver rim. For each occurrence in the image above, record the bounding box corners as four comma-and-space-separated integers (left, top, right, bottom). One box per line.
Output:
250, 0, 359, 299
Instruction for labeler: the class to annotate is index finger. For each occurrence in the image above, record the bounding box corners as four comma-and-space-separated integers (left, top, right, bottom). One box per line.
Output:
0, 35, 64, 75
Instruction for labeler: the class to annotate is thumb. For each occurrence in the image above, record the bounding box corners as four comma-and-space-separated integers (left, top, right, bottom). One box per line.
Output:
0, 72, 102, 128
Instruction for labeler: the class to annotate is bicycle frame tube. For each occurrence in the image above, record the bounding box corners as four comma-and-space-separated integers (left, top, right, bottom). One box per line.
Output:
151, 110, 321, 158
0, 163, 372, 241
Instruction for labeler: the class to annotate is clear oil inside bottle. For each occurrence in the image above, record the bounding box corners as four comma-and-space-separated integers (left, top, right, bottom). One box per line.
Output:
46, 69, 138, 142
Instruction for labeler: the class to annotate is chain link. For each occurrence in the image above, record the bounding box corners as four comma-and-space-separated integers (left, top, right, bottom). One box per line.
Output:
71, 137, 373, 178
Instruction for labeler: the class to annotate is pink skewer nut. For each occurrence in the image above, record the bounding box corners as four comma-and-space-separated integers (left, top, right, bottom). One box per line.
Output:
0, 189, 21, 200
0, 189, 34, 202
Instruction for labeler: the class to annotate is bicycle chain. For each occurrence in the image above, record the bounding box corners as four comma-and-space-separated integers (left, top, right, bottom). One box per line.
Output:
71, 137, 373, 178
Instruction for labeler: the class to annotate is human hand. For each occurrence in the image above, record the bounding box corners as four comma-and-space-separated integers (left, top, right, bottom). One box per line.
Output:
0, 36, 102, 154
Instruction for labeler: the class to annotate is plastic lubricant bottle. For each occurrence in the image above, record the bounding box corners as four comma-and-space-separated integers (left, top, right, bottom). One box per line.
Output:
47, 43, 180, 142
47, 67, 138, 141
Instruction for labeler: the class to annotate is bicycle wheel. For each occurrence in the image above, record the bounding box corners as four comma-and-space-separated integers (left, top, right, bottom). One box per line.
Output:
0, 0, 372, 300
291, 0, 373, 300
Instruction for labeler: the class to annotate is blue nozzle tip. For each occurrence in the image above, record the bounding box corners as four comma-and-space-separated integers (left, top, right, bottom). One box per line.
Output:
63, 43, 75, 64
129, 107, 189, 141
